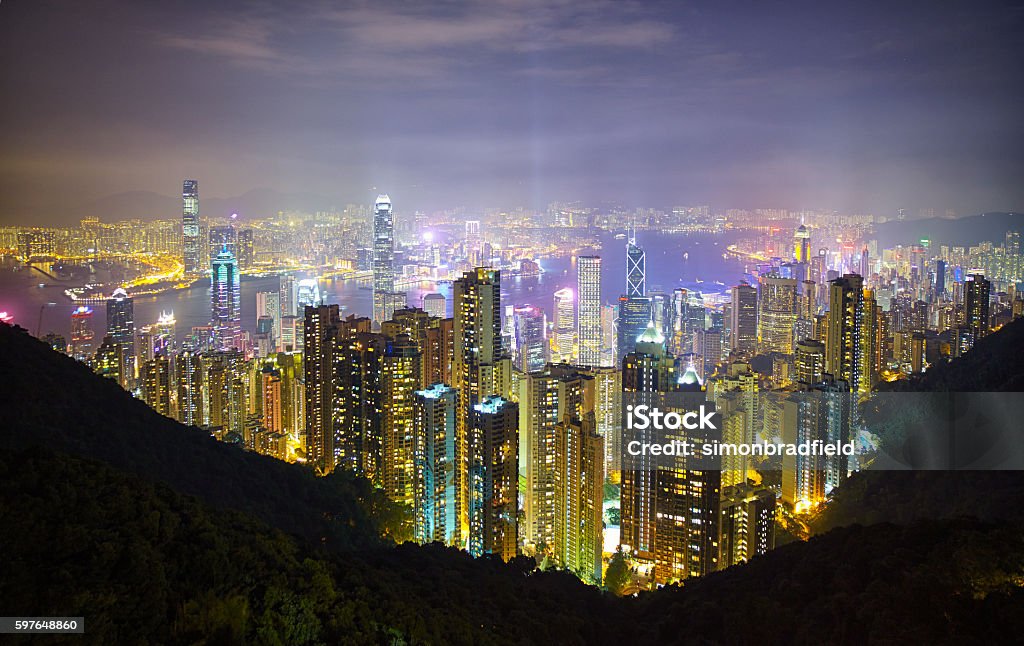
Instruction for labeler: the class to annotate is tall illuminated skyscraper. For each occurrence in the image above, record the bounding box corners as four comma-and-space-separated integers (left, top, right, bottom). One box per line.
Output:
303, 304, 340, 474
794, 338, 826, 387
468, 395, 519, 561
182, 179, 202, 276
106, 288, 135, 387
554, 413, 604, 585
453, 268, 511, 546
513, 305, 547, 372
730, 282, 758, 357
825, 274, 864, 391
70, 306, 95, 361
175, 350, 201, 426
211, 247, 241, 351
758, 275, 797, 354
794, 224, 811, 263
413, 384, 459, 545
141, 354, 171, 417
381, 335, 422, 515
552, 287, 575, 364
279, 274, 295, 318
965, 273, 991, 347
616, 296, 652, 365
373, 194, 395, 325
518, 365, 593, 555
577, 256, 602, 367
626, 236, 646, 297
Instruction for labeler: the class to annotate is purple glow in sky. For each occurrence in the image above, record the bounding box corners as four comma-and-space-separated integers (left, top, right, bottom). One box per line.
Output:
0, 0, 1022, 224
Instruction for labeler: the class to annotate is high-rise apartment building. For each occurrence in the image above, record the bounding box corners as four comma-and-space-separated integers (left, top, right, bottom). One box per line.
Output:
468, 396, 519, 562
413, 384, 460, 545
453, 268, 511, 547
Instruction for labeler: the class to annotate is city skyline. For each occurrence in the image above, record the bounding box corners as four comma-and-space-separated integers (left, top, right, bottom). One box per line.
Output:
2, 1, 1024, 225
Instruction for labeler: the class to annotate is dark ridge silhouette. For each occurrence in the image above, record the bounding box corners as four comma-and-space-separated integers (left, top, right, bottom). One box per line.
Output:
2, 321, 1024, 642
0, 322, 405, 552
879, 316, 1024, 392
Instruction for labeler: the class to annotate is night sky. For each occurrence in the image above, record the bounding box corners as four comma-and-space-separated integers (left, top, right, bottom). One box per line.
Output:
1, 0, 1022, 224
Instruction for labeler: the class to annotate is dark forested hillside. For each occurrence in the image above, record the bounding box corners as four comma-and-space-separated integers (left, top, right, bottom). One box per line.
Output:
0, 323, 404, 551
2, 321, 1024, 644
879, 316, 1024, 392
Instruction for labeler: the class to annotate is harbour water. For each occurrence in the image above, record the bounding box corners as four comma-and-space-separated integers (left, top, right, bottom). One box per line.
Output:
0, 230, 751, 340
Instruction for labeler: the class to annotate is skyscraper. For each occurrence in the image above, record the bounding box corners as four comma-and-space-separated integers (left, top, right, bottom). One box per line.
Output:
141, 354, 171, 417
413, 384, 459, 545
453, 268, 511, 546
468, 395, 519, 561
552, 287, 575, 364
175, 350, 201, 426
256, 290, 281, 350
965, 273, 991, 347
577, 256, 602, 367
616, 296, 653, 365
182, 179, 202, 276
381, 334, 422, 517
626, 236, 646, 297
554, 413, 604, 585
279, 274, 296, 318
758, 275, 797, 354
211, 247, 241, 351
373, 194, 396, 325
794, 338, 826, 387
518, 365, 593, 556
423, 292, 446, 319
794, 224, 811, 263
513, 305, 547, 372
825, 274, 864, 391
69, 305, 95, 361
303, 304, 340, 474
730, 282, 758, 357
106, 288, 135, 387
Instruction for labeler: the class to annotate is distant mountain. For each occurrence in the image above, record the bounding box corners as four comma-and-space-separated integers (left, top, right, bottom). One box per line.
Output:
875, 211, 1024, 248
71, 187, 346, 222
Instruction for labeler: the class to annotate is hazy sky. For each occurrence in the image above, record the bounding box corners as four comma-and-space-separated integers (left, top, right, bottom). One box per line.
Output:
1, 0, 1022, 224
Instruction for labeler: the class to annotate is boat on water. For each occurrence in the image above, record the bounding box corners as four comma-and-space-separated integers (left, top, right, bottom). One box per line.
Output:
682, 251, 689, 261
614, 233, 626, 240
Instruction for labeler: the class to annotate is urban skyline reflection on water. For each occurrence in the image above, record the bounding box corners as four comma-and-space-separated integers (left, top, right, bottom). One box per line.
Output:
1, 230, 749, 342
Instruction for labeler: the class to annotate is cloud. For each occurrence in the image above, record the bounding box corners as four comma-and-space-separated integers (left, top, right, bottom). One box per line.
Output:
155, 0, 676, 81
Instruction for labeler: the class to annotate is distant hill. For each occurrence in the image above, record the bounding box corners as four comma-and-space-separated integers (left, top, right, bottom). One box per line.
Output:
69, 187, 346, 222
1, 321, 1024, 642
875, 211, 1024, 248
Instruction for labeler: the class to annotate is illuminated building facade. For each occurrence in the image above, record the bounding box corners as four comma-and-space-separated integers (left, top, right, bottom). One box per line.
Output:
182, 179, 202, 275
211, 247, 241, 351
552, 287, 575, 364
373, 194, 395, 325
577, 255, 603, 367
468, 396, 519, 562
